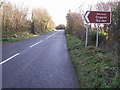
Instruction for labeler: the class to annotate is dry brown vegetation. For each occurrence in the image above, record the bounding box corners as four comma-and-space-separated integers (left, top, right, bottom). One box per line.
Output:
0, 2, 55, 41
66, 10, 85, 40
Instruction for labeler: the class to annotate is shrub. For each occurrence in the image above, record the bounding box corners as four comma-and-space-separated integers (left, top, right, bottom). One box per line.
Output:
88, 31, 106, 46
75, 27, 86, 41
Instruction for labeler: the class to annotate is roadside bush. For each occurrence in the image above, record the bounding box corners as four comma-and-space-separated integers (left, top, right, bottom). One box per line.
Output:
75, 27, 86, 41
65, 11, 84, 35
88, 31, 106, 46
99, 33, 106, 45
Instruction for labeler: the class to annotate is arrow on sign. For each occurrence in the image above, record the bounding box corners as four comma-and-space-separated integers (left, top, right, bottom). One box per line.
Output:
84, 11, 111, 24
84, 11, 90, 23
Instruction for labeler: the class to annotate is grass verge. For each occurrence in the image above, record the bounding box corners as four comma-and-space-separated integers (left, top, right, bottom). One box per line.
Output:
66, 34, 119, 88
1, 32, 38, 42
1, 30, 55, 42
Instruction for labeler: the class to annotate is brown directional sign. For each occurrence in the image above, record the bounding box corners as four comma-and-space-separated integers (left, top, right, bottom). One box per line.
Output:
84, 11, 111, 24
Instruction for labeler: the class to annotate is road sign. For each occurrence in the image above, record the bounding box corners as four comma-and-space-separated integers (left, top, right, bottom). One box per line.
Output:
84, 11, 111, 24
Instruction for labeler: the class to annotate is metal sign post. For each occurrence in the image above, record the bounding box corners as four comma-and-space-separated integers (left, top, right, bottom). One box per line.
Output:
85, 23, 88, 48
96, 24, 99, 48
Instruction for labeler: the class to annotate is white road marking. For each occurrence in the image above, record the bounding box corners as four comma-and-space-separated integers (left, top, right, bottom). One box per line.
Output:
46, 36, 52, 39
30, 33, 57, 48
30, 40, 43, 48
46, 32, 57, 40
51, 34, 55, 36
0, 53, 20, 65
39, 40, 43, 43
30, 42, 40, 48
54, 32, 58, 35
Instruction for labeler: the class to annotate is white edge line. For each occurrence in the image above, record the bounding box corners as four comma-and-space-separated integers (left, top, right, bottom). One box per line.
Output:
0, 53, 20, 65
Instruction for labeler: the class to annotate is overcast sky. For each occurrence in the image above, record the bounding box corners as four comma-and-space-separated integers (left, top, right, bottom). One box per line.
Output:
4, 0, 115, 25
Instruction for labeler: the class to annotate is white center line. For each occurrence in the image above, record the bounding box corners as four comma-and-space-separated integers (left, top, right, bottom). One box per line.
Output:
51, 34, 55, 36
46, 36, 52, 39
30, 42, 40, 48
39, 40, 43, 43
30, 40, 43, 48
45, 33, 57, 40
0, 53, 20, 65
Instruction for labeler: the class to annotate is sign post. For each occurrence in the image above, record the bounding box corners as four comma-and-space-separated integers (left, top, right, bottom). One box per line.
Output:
96, 24, 99, 48
85, 23, 88, 48
84, 11, 111, 48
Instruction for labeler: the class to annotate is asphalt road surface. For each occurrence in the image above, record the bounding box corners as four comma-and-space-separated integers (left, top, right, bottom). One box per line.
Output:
2, 30, 79, 88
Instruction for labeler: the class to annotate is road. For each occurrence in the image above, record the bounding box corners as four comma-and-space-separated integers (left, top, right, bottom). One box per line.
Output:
2, 30, 79, 88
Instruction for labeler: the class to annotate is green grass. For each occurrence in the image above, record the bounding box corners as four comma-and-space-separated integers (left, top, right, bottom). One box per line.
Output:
1, 32, 38, 42
1, 30, 55, 42
66, 34, 119, 88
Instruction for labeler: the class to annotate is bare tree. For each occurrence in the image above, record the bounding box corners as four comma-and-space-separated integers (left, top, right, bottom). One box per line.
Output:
66, 11, 85, 40
1, 2, 55, 39
32, 8, 55, 34
2, 2, 30, 39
